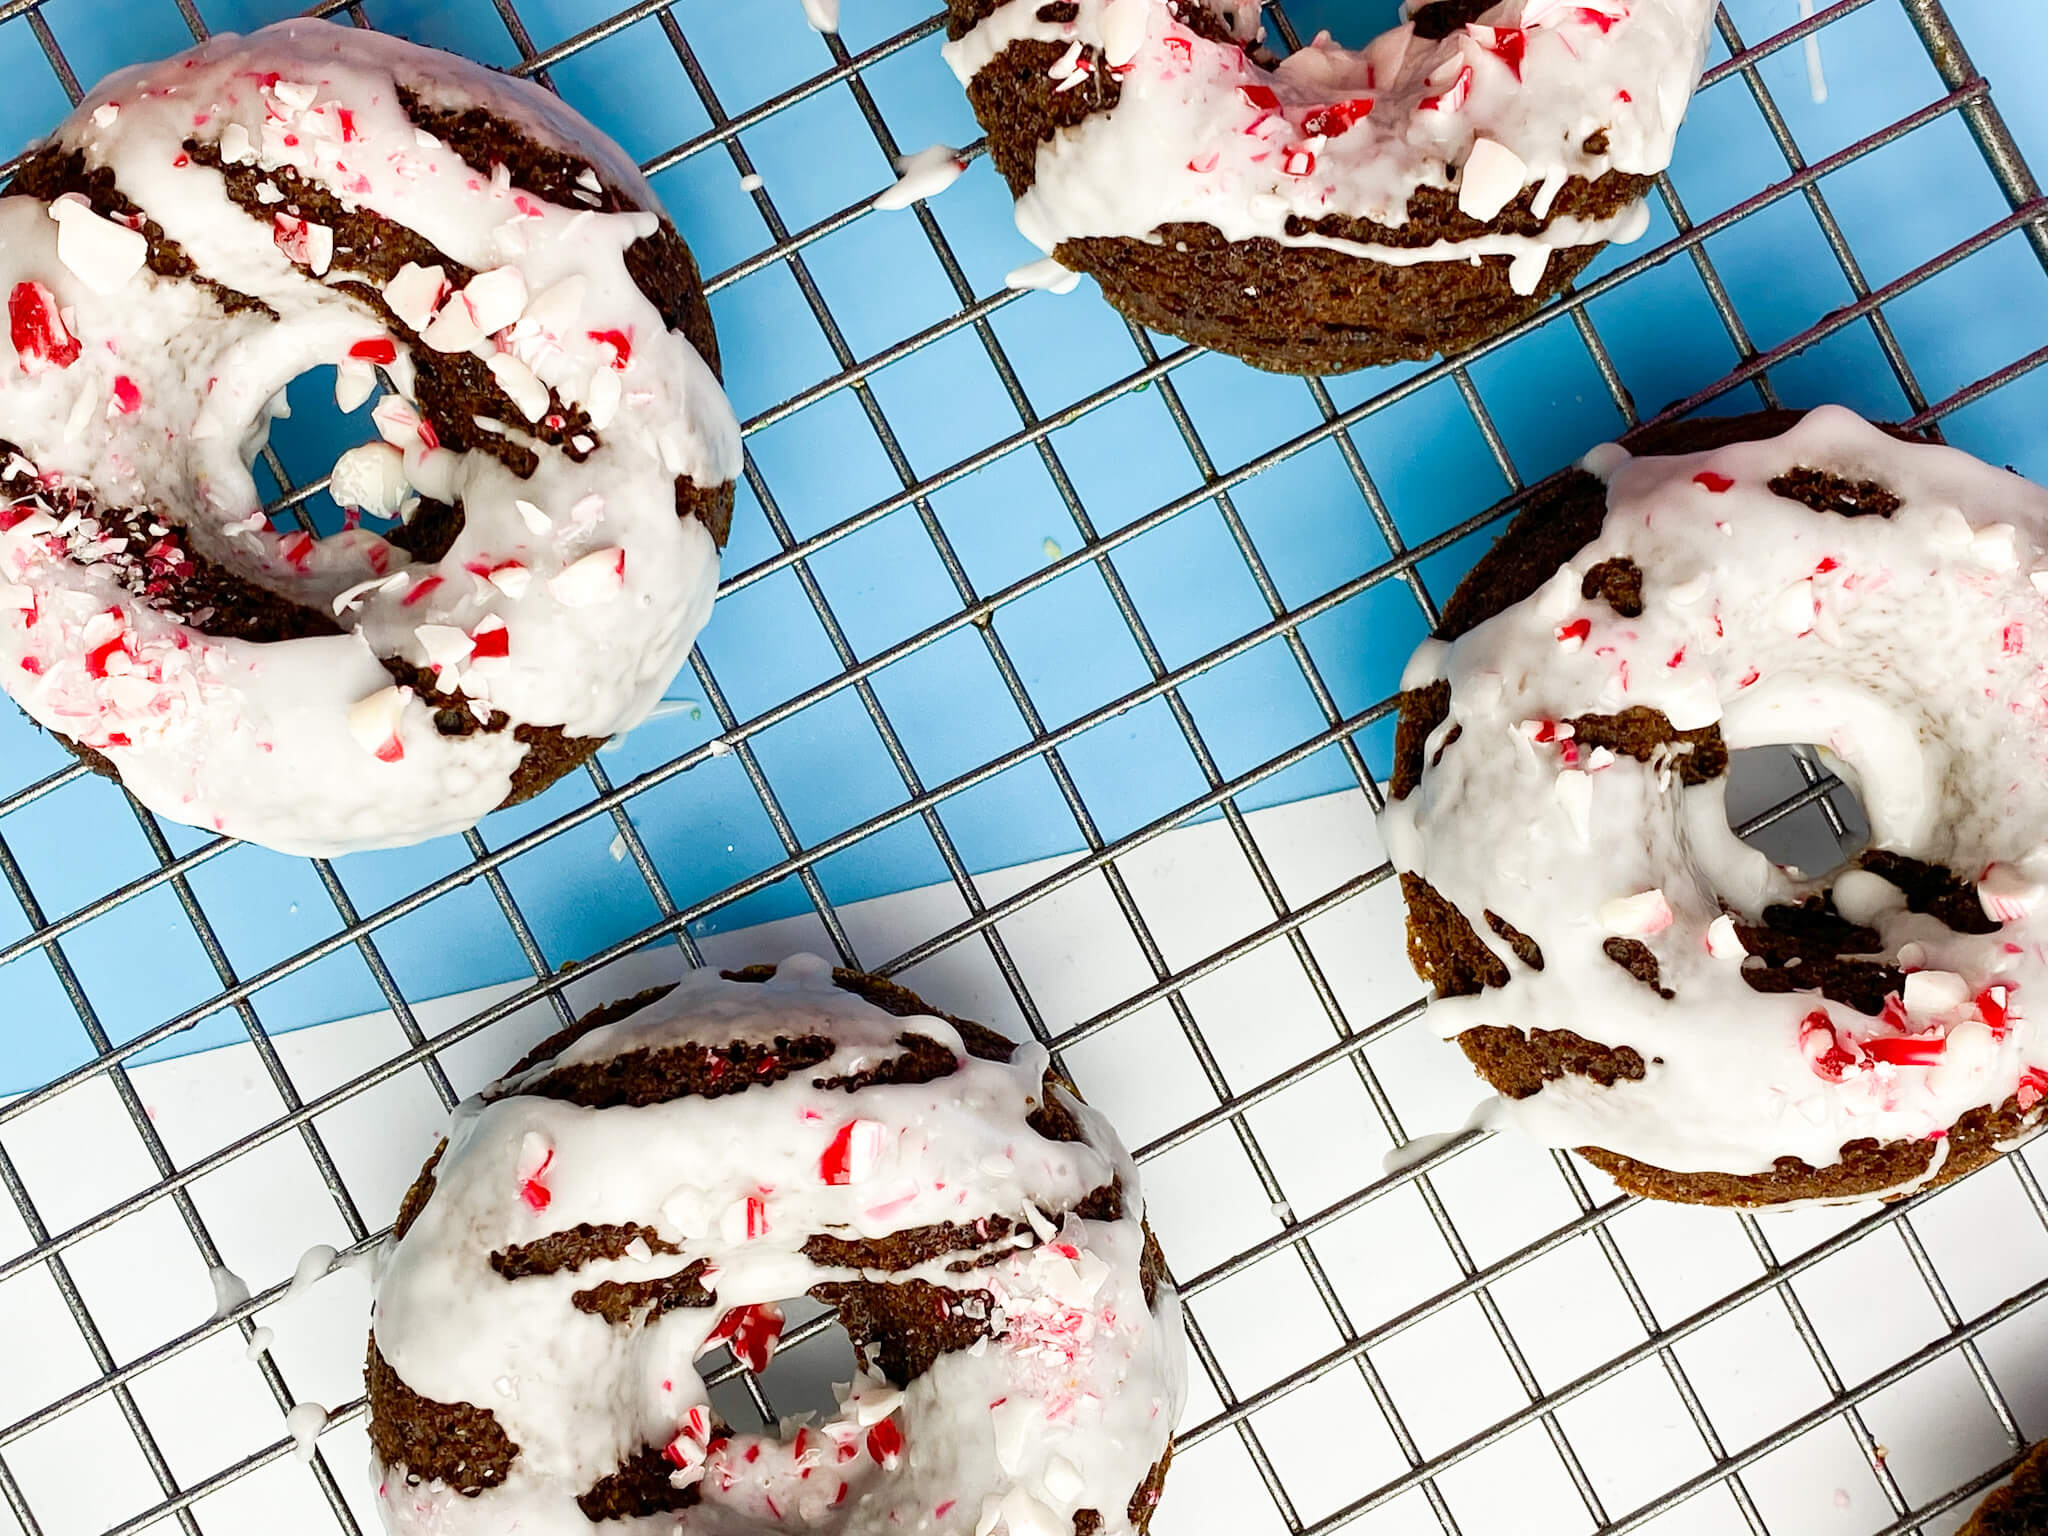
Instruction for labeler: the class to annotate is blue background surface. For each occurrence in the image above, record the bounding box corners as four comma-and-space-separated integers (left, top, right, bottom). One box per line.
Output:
3, 0, 2048, 1091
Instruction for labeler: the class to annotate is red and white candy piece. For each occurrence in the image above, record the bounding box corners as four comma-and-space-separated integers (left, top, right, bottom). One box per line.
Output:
470, 616, 510, 661
1705, 914, 1746, 960
1865, 1030, 1948, 1068
703, 1302, 784, 1373
549, 546, 626, 607
1800, 1010, 1865, 1083
662, 1403, 716, 1489
2017, 1066, 2048, 1112
516, 1132, 554, 1212
48, 195, 147, 294
347, 684, 410, 763
272, 214, 334, 276
1418, 62, 1473, 114
9, 282, 80, 372
1599, 888, 1673, 937
718, 1191, 771, 1244
1979, 861, 2046, 925
866, 1416, 905, 1470
818, 1118, 886, 1185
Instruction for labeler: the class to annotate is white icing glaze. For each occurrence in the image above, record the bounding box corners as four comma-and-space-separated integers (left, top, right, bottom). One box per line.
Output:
371, 956, 1185, 1535
0, 21, 741, 855
1383, 407, 2048, 1183
942, 0, 1715, 277
288, 1400, 332, 1463
873, 146, 968, 213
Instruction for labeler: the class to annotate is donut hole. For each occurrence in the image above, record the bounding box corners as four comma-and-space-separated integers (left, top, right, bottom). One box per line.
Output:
1724, 743, 1870, 879
254, 362, 406, 540
704, 1295, 860, 1432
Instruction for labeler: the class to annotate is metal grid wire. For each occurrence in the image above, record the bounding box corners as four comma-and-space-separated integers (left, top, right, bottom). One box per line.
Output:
1, 1, 2047, 1533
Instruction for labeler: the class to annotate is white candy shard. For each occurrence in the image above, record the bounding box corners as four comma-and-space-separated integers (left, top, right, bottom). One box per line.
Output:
850, 1384, 904, 1426
515, 499, 552, 535
328, 443, 410, 516
218, 122, 256, 165
48, 196, 148, 294
1042, 1455, 1086, 1503
487, 563, 533, 599
1974, 522, 2020, 570
1458, 137, 1530, 223
334, 360, 378, 414
1600, 888, 1674, 937
550, 546, 626, 607
371, 397, 427, 450
1775, 578, 1816, 633
989, 1397, 1040, 1475
1660, 674, 1723, 731
486, 352, 549, 421
415, 624, 474, 674
384, 262, 447, 332
585, 366, 622, 430
1705, 914, 1746, 959
1554, 768, 1592, 843
422, 296, 484, 353
1902, 969, 1971, 1015
1098, 0, 1149, 66
462, 266, 529, 336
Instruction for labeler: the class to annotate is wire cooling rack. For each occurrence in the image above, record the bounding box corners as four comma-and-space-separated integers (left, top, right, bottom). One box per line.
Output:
6, 2, 2048, 1534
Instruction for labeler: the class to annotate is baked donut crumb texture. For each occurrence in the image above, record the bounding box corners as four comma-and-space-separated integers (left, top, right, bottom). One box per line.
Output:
1961, 1442, 2048, 1536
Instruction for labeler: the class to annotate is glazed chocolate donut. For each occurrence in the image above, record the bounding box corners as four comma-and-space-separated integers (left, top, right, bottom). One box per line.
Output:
367, 956, 1184, 1534
942, 0, 1716, 374
0, 20, 739, 855
1385, 408, 2048, 1207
